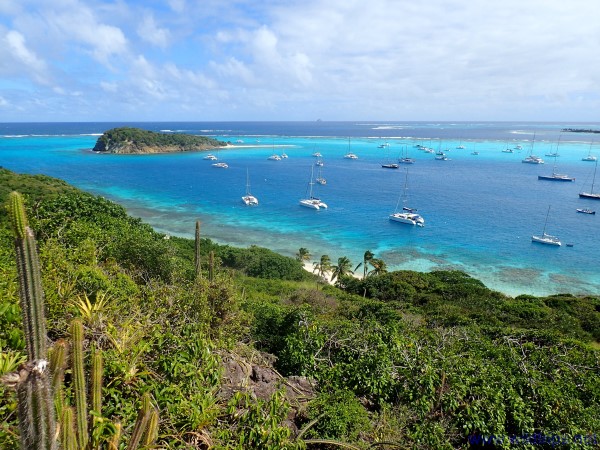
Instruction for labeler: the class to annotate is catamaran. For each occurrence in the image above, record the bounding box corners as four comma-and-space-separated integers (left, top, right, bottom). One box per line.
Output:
389, 169, 424, 226
299, 166, 327, 210
241, 169, 258, 206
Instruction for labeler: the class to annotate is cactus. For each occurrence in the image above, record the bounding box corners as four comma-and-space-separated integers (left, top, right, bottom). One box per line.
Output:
3, 192, 160, 450
62, 319, 158, 449
127, 392, 153, 450
60, 406, 77, 450
195, 220, 202, 280
3, 192, 56, 449
208, 250, 215, 282
49, 339, 68, 417
9, 191, 47, 361
143, 407, 160, 447
91, 345, 103, 417
71, 318, 89, 449
10, 361, 57, 450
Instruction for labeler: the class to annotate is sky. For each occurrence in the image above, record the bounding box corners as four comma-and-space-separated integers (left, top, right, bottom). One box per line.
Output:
1, 0, 599, 122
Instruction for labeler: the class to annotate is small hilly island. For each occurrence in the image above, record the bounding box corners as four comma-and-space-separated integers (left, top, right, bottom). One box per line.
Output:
93, 127, 227, 154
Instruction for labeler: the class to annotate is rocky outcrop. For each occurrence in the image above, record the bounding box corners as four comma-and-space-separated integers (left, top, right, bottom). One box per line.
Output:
219, 351, 316, 435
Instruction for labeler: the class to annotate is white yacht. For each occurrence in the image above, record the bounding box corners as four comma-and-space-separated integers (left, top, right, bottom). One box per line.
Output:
203, 154, 218, 160
532, 206, 561, 246
522, 155, 544, 164
531, 233, 561, 246
390, 207, 425, 226
212, 162, 228, 168
241, 169, 258, 206
389, 169, 424, 226
300, 166, 327, 210
267, 154, 281, 161
344, 138, 358, 159
522, 133, 543, 163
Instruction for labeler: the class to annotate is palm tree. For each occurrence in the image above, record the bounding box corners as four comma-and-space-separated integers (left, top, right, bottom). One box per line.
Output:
296, 247, 311, 262
330, 256, 353, 282
354, 250, 374, 279
313, 254, 331, 279
368, 258, 388, 276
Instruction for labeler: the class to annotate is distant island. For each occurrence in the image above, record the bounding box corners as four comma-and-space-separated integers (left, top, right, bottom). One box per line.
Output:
93, 127, 227, 154
561, 128, 600, 134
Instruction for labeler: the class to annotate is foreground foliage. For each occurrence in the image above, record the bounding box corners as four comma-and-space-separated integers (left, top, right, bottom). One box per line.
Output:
0, 168, 598, 449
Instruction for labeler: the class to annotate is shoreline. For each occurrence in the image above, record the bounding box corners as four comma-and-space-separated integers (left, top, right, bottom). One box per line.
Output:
302, 260, 364, 286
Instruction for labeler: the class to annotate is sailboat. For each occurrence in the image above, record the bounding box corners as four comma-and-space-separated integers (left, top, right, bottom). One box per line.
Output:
522, 132, 544, 164
579, 159, 600, 200
211, 149, 228, 167
315, 164, 326, 185
538, 142, 574, 181
389, 169, 424, 226
398, 146, 415, 164
531, 205, 561, 246
299, 166, 327, 209
382, 148, 399, 168
582, 141, 597, 161
241, 169, 258, 206
344, 137, 358, 159
267, 140, 281, 160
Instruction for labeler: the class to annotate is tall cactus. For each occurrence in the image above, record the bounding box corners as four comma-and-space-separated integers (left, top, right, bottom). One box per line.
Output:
49, 339, 68, 417
4, 192, 57, 449
195, 220, 202, 280
127, 392, 153, 450
208, 250, 215, 282
9, 191, 47, 360
71, 318, 89, 449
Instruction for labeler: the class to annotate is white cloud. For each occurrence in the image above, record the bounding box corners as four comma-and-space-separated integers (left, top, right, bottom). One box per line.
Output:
4, 30, 46, 72
168, 0, 186, 13
137, 14, 171, 49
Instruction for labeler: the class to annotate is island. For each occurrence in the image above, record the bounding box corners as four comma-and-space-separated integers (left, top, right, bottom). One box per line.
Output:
92, 126, 227, 154
561, 128, 600, 134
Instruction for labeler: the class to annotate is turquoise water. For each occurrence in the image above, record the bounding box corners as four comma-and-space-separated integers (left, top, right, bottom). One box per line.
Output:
1, 121, 600, 297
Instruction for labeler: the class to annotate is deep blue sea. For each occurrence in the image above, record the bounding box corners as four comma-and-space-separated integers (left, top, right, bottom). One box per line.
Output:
2, 121, 600, 297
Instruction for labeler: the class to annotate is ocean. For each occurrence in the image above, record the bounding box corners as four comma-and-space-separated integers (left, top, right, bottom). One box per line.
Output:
1, 121, 600, 297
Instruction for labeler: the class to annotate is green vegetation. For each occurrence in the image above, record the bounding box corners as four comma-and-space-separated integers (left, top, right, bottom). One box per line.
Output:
93, 127, 226, 153
0, 167, 599, 448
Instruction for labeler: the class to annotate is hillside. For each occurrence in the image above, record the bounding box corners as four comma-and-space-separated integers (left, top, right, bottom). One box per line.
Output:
0, 168, 598, 449
92, 127, 227, 154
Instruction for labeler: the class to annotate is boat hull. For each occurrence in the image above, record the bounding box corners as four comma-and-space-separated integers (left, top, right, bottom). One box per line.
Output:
389, 212, 424, 226
299, 199, 327, 210
242, 195, 258, 206
579, 192, 600, 200
531, 235, 561, 246
538, 175, 575, 182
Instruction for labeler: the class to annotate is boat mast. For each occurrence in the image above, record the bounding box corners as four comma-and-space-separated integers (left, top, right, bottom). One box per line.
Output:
246, 168, 251, 195
591, 160, 598, 194
541, 205, 551, 235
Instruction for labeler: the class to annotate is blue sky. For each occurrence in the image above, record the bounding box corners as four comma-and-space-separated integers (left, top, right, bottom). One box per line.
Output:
1, 0, 599, 122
